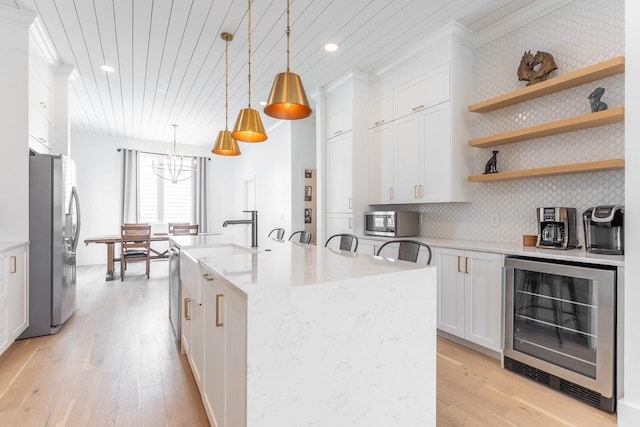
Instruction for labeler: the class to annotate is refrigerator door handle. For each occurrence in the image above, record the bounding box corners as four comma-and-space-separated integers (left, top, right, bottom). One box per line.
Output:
69, 186, 81, 252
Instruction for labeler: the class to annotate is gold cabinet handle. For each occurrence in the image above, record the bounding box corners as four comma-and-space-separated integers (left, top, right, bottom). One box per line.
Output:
40, 101, 47, 108
10, 256, 17, 274
457, 256, 462, 273
348, 217, 352, 229
373, 245, 377, 255
374, 120, 385, 126
465, 257, 469, 274
412, 104, 425, 111
203, 274, 214, 281
334, 130, 343, 136
419, 185, 423, 198
348, 198, 353, 209
414, 185, 419, 198
184, 298, 191, 320
215, 294, 224, 327
389, 188, 393, 200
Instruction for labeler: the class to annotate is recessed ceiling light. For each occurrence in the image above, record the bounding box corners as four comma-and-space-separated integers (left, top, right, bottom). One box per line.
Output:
324, 42, 339, 52
100, 64, 115, 73
259, 101, 267, 106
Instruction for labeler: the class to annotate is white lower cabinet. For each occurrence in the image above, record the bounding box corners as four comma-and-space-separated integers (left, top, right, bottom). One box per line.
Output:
434, 247, 503, 352
0, 244, 29, 357
357, 238, 380, 256
180, 253, 205, 391
202, 270, 247, 427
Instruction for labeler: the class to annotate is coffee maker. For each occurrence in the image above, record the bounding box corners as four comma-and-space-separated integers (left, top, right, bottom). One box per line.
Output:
583, 205, 624, 255
536, 207, 579, 250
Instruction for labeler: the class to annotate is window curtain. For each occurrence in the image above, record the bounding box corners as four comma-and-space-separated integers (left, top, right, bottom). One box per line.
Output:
193, 157, 209, 232
122, 149, 140, 224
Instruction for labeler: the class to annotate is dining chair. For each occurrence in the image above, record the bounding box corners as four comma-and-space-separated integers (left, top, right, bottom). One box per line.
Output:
376, 239, 432, 265
268, 228, 285, 240
289, 230, 312, 244
120, 224, 151, 280
325, 233, 358, 252
168, 222, 189, 234
172, 224, 199, 235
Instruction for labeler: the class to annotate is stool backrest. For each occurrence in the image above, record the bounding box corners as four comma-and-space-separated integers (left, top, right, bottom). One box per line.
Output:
376, 239, 432, 264
289, 230, 311, 244
325, 233, 358, 252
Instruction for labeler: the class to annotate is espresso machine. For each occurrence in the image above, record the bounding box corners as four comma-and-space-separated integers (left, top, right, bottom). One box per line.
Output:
536, 207, 579, 250
583, 205, 624, 255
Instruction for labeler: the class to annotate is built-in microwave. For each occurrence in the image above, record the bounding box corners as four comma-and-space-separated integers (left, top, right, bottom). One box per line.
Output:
364, 211, 419, 237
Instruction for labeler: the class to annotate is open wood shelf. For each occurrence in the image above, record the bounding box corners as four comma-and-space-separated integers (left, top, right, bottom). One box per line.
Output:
468, 159, 624, 182
469, 107, 625, 148
468, 57, 625, 113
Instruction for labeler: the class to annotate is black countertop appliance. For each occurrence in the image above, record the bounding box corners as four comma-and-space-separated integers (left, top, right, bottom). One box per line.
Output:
583, 205, 624, 255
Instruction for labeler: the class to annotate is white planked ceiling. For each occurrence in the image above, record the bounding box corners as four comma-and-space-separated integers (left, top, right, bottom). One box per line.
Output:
6, 0, 537, 147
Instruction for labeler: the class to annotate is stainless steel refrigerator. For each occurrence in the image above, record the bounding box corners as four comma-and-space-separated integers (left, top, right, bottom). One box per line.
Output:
19, 154, 81, 339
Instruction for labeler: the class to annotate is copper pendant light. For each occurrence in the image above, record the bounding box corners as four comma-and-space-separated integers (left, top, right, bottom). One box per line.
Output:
231, 0, 268, 143
213, 32, 241, 156
264, 0, 312, 120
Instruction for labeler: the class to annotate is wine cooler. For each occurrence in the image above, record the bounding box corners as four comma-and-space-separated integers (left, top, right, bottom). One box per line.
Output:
504, 257, 617, 412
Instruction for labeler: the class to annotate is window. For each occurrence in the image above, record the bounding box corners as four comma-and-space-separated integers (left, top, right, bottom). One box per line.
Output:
139, 152, 193, 223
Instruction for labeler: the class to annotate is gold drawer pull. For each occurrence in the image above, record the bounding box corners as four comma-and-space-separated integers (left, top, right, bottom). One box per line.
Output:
465, 257, 469, 274
334, 130, 343, 135
457, 256, 462, 273
11, 256, 17, 274
412, 104, 425, 111
374, 120, 385, 125
203, 274, 214, 281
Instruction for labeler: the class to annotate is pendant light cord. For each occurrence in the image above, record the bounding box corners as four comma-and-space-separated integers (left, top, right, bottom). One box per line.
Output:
172, 124, 178, 153
224, 36, 229, 130
286, 0, 290, 72
247, 0, 253, 107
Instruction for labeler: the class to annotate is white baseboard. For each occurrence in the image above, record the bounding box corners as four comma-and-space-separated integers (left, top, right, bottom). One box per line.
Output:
618, 399, 640, 425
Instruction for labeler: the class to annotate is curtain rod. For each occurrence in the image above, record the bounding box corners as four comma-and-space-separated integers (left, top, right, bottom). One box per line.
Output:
116, 148, 211, 161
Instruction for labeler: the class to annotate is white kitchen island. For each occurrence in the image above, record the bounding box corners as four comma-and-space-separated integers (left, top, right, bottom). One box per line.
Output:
180, 241, 436, 427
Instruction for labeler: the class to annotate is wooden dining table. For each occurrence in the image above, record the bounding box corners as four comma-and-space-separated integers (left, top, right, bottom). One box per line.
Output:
84, 234, 170, 281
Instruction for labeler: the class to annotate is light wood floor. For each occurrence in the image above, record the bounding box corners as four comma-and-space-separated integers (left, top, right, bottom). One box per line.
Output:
0, 262, 618, 426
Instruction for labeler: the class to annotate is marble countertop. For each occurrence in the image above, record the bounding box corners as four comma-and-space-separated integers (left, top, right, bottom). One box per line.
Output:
358, 235, 624, 267
168, 233, 224, 249
195, 241, 429, 292
0, 241, 29, 253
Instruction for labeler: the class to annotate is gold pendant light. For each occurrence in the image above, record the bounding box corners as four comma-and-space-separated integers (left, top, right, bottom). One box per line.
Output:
232, 0, 268, 143
213, 32, 241, 156
264, 0, 312, 120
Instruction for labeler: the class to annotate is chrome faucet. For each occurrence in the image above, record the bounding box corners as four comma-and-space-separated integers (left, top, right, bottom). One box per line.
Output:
223, 210, 258, 249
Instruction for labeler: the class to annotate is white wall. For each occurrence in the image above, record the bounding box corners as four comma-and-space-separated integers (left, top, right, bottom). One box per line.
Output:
229, 122, 293, 248
0, 7, 34, 241
620, 1, 640, 423
290, 118, 317, 236
71, 131, 232, 265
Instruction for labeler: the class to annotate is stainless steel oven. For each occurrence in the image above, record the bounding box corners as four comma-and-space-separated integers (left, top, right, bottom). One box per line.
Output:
504, 257, 616, 412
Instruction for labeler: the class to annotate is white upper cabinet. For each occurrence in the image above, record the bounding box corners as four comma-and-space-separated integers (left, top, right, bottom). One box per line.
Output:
367, 23, 474, 205
368, 94, 393, 128
326, 85, 354, 138
367, 123, 394, 204
394, 62, 450, 120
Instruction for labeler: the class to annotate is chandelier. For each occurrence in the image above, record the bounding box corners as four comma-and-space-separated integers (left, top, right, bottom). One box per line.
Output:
152, 124, 196, 183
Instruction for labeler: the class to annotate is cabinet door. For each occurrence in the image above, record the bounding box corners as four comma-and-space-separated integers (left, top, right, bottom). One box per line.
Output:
357, 238, 380, 256
435, 247, 465, 338
368, 124, 394, 204
394, 114, 421, 203
7, 248, 27, 338
326, 133, 353, 213
420, 103, 451, 202
368, 94, 392, 128
327, 105, 353, 137
464, 251, 504, 351
190, 295, 205, 392
394, 62, 450, 119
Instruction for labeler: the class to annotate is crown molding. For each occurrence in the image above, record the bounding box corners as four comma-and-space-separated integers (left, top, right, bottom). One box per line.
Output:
325, 69, 368, 92
472, 0, 575, 48
0, 5, 36, 28
30, 17, 59, 66
373, 21, 474, 77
